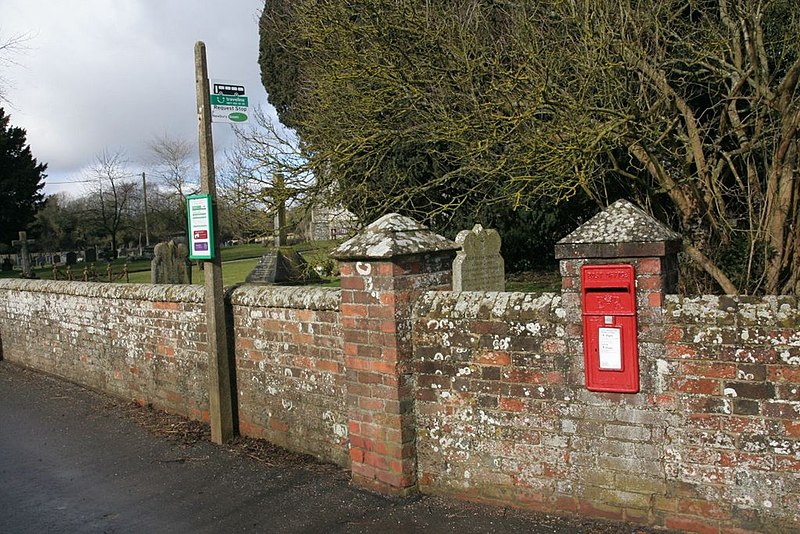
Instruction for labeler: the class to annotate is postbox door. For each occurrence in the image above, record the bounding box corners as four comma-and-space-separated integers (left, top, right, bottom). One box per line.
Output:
582, 314, 639, 393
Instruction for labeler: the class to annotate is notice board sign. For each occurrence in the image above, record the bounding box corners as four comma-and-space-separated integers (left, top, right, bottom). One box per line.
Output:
187, 194, 215, 260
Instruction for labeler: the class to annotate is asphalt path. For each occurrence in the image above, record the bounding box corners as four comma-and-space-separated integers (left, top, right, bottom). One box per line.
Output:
0, 361, 659, 533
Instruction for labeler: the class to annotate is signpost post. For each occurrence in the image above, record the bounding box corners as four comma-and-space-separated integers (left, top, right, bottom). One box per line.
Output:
194, 41, 235, 444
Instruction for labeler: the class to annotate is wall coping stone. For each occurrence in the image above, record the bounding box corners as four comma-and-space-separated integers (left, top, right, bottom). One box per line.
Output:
0, 279, 204, 303
229, 285, 340, 311
0, 279, 341, 311
414, 290, 563, 320
331, 213, 460, 260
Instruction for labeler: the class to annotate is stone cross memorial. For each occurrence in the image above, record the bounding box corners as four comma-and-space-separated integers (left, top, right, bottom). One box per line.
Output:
452, 224, 505, 291
11, 231, 36, 279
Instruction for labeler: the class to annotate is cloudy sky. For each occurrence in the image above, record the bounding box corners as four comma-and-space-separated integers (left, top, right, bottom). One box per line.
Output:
2, 0, 271, 196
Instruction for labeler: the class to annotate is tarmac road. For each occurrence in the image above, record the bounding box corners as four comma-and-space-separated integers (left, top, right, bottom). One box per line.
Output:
0, 361, 662, 534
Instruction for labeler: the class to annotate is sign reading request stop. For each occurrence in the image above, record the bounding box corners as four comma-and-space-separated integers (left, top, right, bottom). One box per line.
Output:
210, 79, 249, 123
187, 194, 215, 260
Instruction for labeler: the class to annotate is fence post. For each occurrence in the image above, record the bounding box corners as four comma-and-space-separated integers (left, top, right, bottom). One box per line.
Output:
332, 213, 459, 496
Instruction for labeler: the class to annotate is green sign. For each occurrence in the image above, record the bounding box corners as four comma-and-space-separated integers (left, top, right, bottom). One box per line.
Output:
210, 79, 249, 124
186, 194, 215, 260
210, 94, 248, 107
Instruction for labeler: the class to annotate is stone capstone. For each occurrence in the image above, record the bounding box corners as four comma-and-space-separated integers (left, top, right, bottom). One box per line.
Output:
555, 199, 682, 259
330, 213, 460, 260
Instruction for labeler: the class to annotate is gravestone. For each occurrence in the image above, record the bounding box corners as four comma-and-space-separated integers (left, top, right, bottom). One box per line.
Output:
452, 224, 505, 291
65, 252, 78, 265
151, 240, 189, 284
1, 258, 12, 272
11, 231, 37, 279
245, 248, 320, 285
53, 254, 61, 265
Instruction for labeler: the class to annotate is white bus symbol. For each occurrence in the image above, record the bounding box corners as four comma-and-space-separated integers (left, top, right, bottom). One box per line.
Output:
213, 83, 245, 96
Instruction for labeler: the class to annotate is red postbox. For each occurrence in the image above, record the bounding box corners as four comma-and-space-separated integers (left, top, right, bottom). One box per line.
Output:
581, 264, 639, 393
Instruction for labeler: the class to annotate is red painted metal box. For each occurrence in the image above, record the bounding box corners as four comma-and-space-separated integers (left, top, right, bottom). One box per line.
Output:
581, 264, 639, 393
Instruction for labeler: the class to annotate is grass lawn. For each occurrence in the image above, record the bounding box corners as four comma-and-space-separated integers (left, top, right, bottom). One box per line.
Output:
125, 257, 262, 286
2, 242, 342, 288
2, 240, 559, 291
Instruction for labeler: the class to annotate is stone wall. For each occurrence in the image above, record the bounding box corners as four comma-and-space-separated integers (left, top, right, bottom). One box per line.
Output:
0, 279, 347, 465
412, 290, 800, 533
230, 286, 347, 466
0, 280, 210, 420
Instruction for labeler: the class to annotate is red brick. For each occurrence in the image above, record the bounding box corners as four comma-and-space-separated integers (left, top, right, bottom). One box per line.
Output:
665, 515, 719, 534
678, 498, 731, 520
499, 397, 525, 412
476, 351, 511, 366
359, 397, 385, 411
647, 292, 663, 307
636, 257, 662, 274
577, 501, 624, 521
781, 420, 800, 438
364, 451, 389, 470
681, 362, 737, 379
665, 327, 684, 342
503, 368, 546, 384
339, 276, 364, 290
369, 360, 397, 375
675, 378, 721, 395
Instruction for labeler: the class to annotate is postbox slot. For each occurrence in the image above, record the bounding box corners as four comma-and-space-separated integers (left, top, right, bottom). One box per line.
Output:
583, 286, 628, 293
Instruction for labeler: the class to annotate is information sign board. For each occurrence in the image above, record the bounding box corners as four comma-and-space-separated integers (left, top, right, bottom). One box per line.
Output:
187, 194, 215, 260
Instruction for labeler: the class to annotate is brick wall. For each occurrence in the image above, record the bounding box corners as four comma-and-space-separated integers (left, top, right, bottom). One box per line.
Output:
231, 286, 347, 465
1, 272, 798, 532
0, 280, 210, 419
413, 289, 800, 533
0, 279, 347, 465
662, 295, 800, 533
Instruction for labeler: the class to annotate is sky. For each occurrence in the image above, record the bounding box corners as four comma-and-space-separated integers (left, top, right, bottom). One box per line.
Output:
1, 0, 272, 197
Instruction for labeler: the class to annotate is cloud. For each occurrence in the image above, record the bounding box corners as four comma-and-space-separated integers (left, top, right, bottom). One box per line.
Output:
2, 0, 272, 196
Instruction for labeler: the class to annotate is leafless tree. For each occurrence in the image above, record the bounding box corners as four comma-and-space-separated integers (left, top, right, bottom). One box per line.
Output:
0, 31, 32, 104
82, 149, 137, 258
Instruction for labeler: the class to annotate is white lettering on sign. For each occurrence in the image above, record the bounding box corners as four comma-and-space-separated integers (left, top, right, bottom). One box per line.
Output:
598, 327, 623, 370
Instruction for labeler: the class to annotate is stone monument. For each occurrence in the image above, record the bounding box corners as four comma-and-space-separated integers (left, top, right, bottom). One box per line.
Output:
452, 224, 505, 291
151, 240, 190, 284
11, 231, 37, 279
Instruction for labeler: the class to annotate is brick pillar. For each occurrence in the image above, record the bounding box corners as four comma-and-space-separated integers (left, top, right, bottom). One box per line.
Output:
555, 199, 681, 394
332, 214, 459, 496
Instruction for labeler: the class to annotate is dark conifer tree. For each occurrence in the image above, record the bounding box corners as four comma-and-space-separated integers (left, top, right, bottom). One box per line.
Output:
0, 108, 46, 245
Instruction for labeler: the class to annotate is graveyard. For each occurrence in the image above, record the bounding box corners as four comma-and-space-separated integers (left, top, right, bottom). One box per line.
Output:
0, 240, 343, 288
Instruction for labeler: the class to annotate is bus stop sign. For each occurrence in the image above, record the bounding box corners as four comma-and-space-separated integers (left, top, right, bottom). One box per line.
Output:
209, 79, 249, 123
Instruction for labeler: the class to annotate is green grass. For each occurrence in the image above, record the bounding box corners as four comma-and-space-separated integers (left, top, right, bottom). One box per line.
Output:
3, 241, 559, 291
2, 242, 342, 287
505, 270, 562, 292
